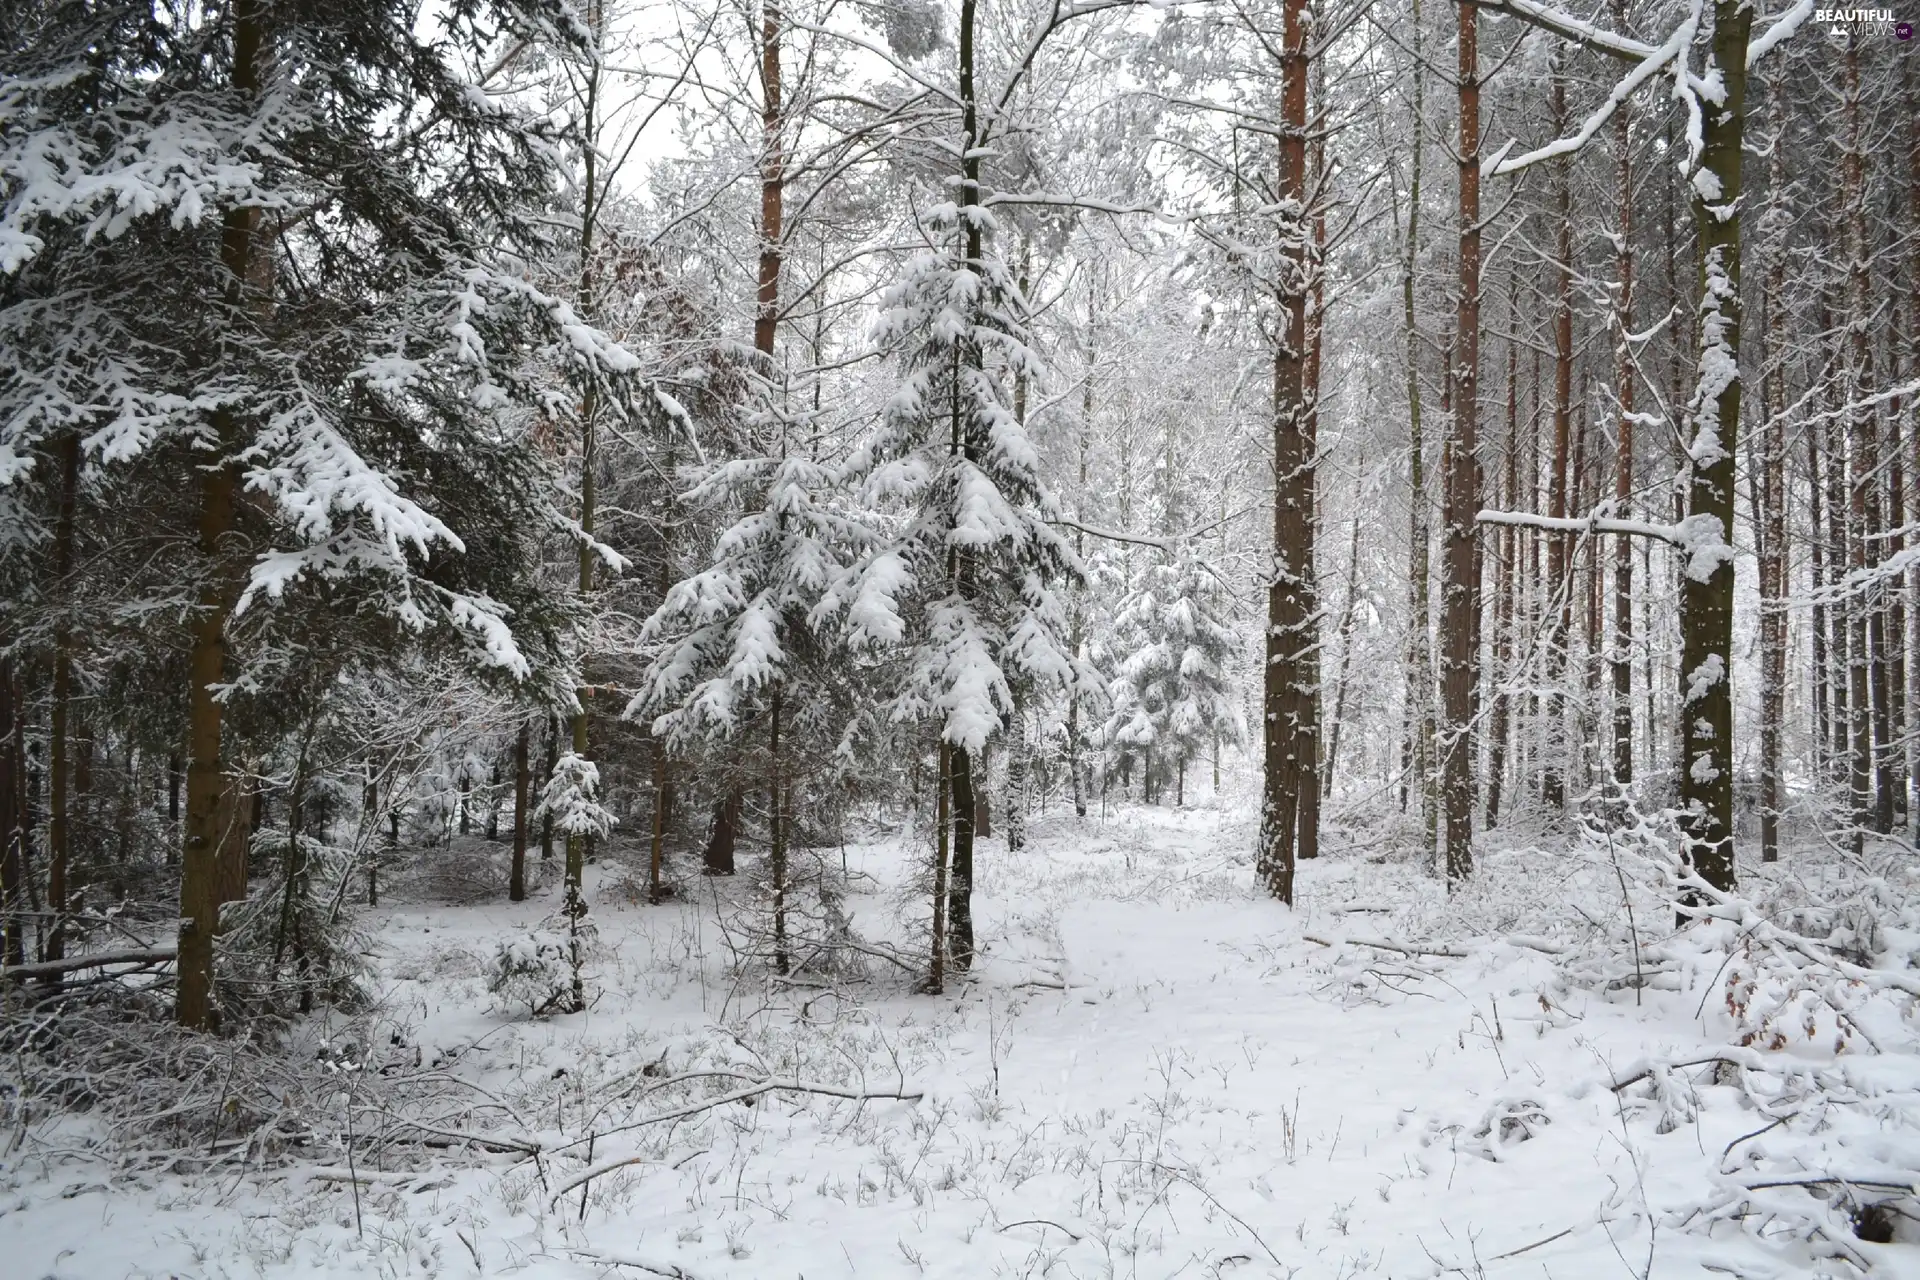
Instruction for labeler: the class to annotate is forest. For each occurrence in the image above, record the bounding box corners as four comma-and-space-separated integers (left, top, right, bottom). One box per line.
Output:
3, 0, 1918, 1276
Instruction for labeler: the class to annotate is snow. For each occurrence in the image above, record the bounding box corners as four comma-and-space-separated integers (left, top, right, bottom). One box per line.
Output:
8, 800, 1916, 1280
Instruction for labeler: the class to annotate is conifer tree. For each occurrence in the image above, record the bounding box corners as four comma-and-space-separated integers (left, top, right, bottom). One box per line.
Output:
1, 0, 642, 1026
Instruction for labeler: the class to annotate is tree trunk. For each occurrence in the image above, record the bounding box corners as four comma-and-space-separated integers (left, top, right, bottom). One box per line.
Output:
510, 719, 529, 901
1257, 0, 1316, 902
949, 742, 977, 973
1808, 408, 1831, 781
540, 716, 558, 861
704, 790, 739, 876
0, 658, 22, 969
213, 769, 251, 906
1676, 0, 1752, 895
1325, 513, 1365, 794
177, 452, 239, 1030
1438, 0, 1481, 882
46, 431, 79, 965
1541, 63, 1573, 815
1004, 726, 1028, 852
1757, 68, 1789, 863
1485, 289, 1518, 828
1609, 21, 1636, 793
648, 739, 668, 904
929, 741, 950, 993
177, 0, 266, 1030
1400, 0, 1436, 848
769, 686, 788, 975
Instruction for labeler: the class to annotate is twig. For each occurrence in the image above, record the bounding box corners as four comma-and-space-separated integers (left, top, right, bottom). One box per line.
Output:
998, 1217, 1084, 1242
1487, 1225, 1576, 1260
565, 1249, 700, 1278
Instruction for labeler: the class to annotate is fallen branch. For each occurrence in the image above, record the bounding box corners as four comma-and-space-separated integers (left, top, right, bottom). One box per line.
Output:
547, 1153, 667, 1207
558, 1078, 923, 1153
1303, 934, 1467, 959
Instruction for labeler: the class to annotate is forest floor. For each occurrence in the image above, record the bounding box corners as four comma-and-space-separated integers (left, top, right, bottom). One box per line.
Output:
5, 794, 1918, 1279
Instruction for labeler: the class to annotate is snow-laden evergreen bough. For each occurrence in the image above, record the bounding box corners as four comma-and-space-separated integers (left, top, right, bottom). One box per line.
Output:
0, 0, 646, 1027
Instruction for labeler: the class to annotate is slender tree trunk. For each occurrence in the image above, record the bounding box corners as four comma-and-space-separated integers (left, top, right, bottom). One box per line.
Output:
1325, 514, 1365, 793
1067, 308, 1096, 820
929, 741, 950, 993
0, 658, 22, 969
1542, 63, 1574, 815
1825, 382, 1851, 778
1609, 27, 1636, 792
648, 741, 668, 904
1757, 72, 1789, 863
1438, 0, 1481, 881
45, 432, 79, 965
769, 686, 788, 975
1486, 286, 1518, 827
1401, 0, 1437, 847
1841, 38, 1877, 847
510, 720, 529, 901
1257, 0, 1316, 901
539, 716, 558, 861
1809, 407, 1831, 780
1676, 0, 1752, 895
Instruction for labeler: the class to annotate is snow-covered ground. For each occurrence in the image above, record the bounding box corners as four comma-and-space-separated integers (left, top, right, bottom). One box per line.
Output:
5, 797, 1917, 1279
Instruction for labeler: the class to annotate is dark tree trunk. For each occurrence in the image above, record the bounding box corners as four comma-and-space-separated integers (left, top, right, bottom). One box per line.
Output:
1439, 0, 1481, 881
704, 790, 738, 876
0, 659, 22, 968
510, 719, 530, 901
948, 742, 976, 973
46, 430, 79, 966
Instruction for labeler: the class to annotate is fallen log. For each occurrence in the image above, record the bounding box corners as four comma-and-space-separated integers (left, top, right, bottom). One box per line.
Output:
3, 946, 176, 983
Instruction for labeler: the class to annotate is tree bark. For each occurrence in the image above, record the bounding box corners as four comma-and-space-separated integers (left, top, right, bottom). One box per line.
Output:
1438, 0, 1481, 881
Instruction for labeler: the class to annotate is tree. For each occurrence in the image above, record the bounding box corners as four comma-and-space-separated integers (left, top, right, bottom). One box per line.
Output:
1102, 549, 1245, 806
2, 0, 640, 1026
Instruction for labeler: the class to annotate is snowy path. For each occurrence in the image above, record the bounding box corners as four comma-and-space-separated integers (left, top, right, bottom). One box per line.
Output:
5, 800, 1916, 1279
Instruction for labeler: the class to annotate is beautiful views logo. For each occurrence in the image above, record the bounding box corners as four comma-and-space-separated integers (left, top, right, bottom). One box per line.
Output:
1814, 7, 1902, 33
